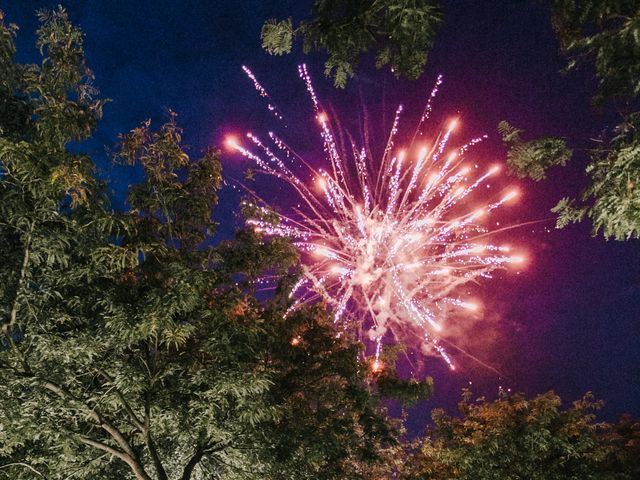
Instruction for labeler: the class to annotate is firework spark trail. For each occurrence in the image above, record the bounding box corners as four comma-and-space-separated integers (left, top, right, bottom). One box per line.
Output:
413, 74, 443, 143
229, 66, 525, 370
242, 65, 284, 121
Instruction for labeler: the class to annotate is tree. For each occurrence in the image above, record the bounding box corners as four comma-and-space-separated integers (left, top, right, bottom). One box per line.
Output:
1, 9, 417, 479
403, 390, 640, 480
502, 1, 640, 240
261, 0, 443, 87
0, 7, 133, 478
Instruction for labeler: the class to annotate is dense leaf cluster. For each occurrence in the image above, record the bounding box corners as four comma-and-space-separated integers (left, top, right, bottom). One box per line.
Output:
261, 0, 443, 87
403, 390, 640, 480
498, 121, 572, 181
549, 0, 640, 107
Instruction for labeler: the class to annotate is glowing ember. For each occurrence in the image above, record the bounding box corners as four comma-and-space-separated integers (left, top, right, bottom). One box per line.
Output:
230, 66, 524, 370
371, 359, 383, 374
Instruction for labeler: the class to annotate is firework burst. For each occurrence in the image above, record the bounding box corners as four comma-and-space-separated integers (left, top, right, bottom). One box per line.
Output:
228, 66, 524, 370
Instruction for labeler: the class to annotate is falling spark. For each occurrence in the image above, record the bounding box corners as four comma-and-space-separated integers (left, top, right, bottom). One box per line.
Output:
242, 65, 284, 121
230, 67, 524, 370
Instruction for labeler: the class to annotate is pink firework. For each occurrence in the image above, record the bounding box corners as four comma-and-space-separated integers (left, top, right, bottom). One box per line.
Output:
228, 66, 525, 370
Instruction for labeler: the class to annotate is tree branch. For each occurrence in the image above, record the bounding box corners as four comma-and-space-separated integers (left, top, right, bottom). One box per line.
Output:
100, 359, 169, 480
96, 368, 145, 431
41, 380, 152, 480
180, 440, 231, 480
144, 391, 168, 480
77, 437, 153, 480
95, 370, 169, 479
146, 433, 168, 480
0, 462, 47, 478
77, 436, 131, 465
2, 224, 33, 335
180, 444, 205, 480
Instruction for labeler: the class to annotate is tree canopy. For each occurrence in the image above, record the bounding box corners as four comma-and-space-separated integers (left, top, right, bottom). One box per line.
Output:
261, 0, 443, 87
0, 8, 418, 479
403, 390, 640, 480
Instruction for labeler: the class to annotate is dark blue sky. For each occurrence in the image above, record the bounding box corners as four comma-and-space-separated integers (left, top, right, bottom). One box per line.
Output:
3, 0, 639, 428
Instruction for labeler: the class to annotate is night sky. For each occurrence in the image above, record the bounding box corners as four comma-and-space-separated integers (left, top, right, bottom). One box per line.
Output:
3, 0, 639, 430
